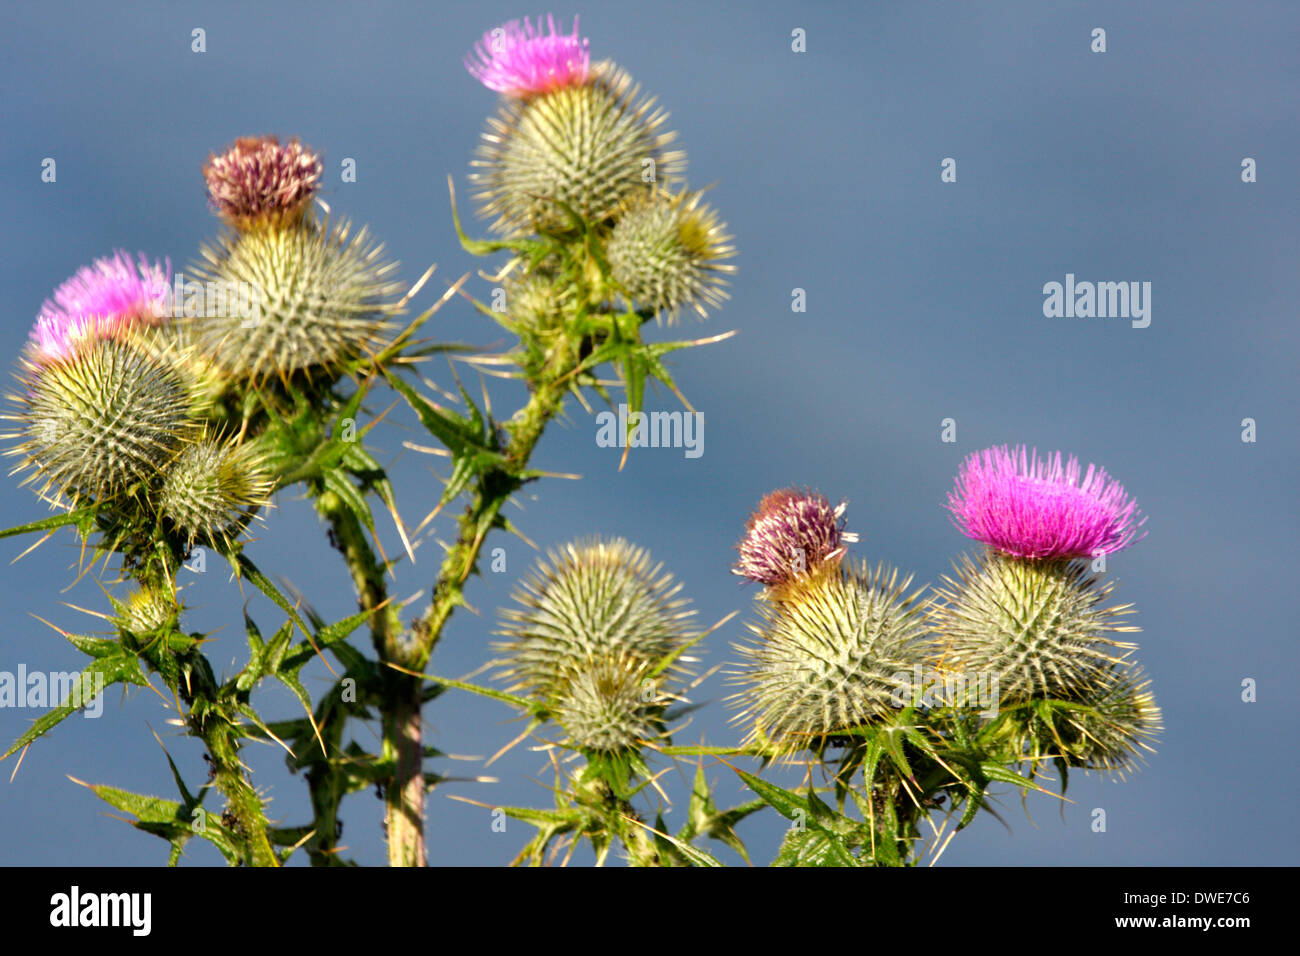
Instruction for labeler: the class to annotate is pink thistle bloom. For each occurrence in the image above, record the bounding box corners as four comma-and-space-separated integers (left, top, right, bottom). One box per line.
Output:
733, 488, 858, 587
203, 135, 323, 226
946, 445, 1146, 560
30, 251, 172, 365
465, 15, 590, 96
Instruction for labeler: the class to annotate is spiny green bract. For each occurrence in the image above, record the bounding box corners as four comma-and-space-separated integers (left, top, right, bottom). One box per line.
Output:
7, 334, 192, 505
929, 550, 1137, 705
1050, 663, 1162, 775
551, 651, 678, 753
606, 189, 734, 321
156, 432, 272, 550
730, 562, 933, 751
189, 217, 403, 385
494, 537, 696, 706
472, 61, 685, 235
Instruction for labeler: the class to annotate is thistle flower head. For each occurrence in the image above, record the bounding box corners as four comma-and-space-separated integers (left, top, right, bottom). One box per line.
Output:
113, 585, 182, 638
946, 445, 1145, 560
607, 189, 735, 321
30, 252, 171, 366
189, 215, 402, 384
730, 562, 932, 752
466, 16, 590, 96
494, 537, 696, 714
156, 431, 272, 550
472, 61, 684, 234
8, 329, 193, 505
202, 135, 323, 228
733, 488, 857, 588
929, 551, 1137, 705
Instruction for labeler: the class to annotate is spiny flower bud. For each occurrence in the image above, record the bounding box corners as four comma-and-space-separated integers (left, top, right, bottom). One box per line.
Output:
190, 213, 403, 384
733, 488, 857, 588
466, 15, 590, 96
929, 551, 1137, 705
157, 431, 272, 550
494, 537, 696, 707
730, 562, 932, 751
202, 136, 323, 229
472, 61, 685, 234
1051, 663, 1162, 776
947, 445, 1145, 561
551, 651, 676, 754
606, 189, 735, 321
113, 586, 182, 638
8, 261, 193, 505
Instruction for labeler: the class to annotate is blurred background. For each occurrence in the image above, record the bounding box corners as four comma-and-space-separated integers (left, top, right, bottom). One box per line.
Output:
1, 0, 1296, 866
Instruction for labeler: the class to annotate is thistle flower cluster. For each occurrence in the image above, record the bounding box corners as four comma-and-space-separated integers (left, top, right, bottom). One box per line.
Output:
729, 450, 1160, 775
494, 537, 698, 755
933, 445, 1160, 773
468, 16, 734, 323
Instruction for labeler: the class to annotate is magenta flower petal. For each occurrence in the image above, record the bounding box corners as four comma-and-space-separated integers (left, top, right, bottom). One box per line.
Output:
30, 251, 171, 365
946, 445, 1146, 560
733, 488, 857, 587
465, 15, 589, 96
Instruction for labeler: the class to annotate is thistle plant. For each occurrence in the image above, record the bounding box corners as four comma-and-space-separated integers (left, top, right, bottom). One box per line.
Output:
1, 16, 1161, 869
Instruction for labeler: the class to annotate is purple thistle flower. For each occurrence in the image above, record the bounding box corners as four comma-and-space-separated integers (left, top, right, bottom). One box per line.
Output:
465, 15, 590, 96
733, 488, 858, 587
30, 251, 171, 365
946, 445, 1146, 560
202, 135, 323, 226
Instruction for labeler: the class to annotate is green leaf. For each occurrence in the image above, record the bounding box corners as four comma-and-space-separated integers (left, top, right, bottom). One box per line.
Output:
772, 828, 859, 867
2, 653, 150, 760
0, 507, 95, 541
75, 779, 239, 864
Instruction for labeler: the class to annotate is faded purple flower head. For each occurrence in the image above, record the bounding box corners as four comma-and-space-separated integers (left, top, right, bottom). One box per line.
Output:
733, 488, 858, 587
30, 251, 171, 365
465, 15, 589, 96
203, 135, 323, 226
946, 445, 1146, 560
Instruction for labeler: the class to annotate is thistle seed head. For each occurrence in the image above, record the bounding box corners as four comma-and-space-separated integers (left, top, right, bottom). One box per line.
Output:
946, 445, 1146, 560
202, 136, 323, 229
494, 537, 696, 707
929, 550, 1138, 705
733, 488, 857, 588
188, 217, 403, 384
472, 61, 685, 235
606, 189, 735, 321
730, 561, 933, 751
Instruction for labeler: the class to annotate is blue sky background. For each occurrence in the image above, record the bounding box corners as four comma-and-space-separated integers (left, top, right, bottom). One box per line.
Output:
1, 0, 1296, 866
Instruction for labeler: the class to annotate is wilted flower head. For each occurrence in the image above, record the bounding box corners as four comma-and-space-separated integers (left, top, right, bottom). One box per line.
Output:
946, 445, 1145, 561
733, 488, 857, 587
202, 136, 323, 228
30, 252, 171, 365
466, 15, 590, 96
